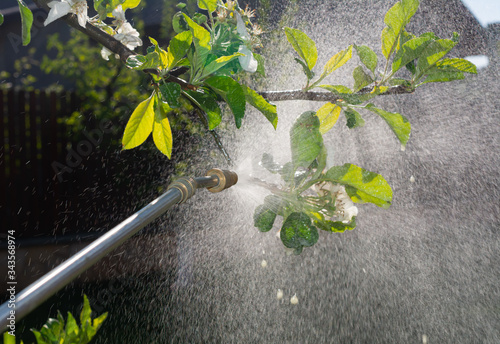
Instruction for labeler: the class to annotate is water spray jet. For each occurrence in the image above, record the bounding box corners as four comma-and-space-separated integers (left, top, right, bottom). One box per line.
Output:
0, 169, 238, 332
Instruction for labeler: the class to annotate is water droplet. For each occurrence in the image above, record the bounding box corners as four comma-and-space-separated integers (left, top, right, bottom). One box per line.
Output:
422, 334, 428, 344
277, 289, 283, 300
261, 259, 267, 268
410, 175, 415, 183
290, 294, 298, 305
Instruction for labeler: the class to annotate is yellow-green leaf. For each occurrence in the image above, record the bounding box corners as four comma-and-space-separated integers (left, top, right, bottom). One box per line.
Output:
242, 85, 278, 129
197, 0, 217, 12
316, 102, 341, 134
284, 27, 318, 71
322, 45, 353, 78
122, 0, 141, 10
123, 94, 155, 149
365, 103, 411, 148
182, 13, 211, 62
153, 101, 173, 158
325, 163, 393, 208
436, 58, 477, 73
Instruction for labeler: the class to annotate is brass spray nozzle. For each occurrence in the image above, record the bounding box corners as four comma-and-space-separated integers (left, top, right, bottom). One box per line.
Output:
206, 168, 238, 193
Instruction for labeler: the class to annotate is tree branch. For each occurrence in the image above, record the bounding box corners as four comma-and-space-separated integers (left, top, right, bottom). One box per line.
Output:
257, 85, 414, 102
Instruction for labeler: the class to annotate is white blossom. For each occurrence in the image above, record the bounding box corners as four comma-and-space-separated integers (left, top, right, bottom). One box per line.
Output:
44, 0, 88, 28
101, 6, 142, 61
237, 45, 258, 73
234, 12, 257, 73
315, 182, 358, 223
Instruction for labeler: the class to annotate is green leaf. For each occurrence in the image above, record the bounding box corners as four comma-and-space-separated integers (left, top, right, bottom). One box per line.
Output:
185, 89, 222, 130
318, 84, 352, 94
322, 45, 353, 78
294, 58, 315, 81
122, 94, 155, 149
92, 312, 108, 333
344, 108, 365, 129
314, 218, 357, 232
153, 99, 173, 158
316, 102, 341, 134
80, 295, 92, 326
182, 13, 211, 65
254, 53, 266, 77
290, 111, 323, 169
166, 30, 193, 69
17, 0, 33, 46
352, 66, 373, 92
381, 0, 419, 59
422, 70, 464, 84
173, 11, 189, 33
254, 206, 277, 232
436, 58, 477, 73
199, 53, 244, 79
204, 76, 246, 128
392, 36, 433, 73
325, 164, 393, 208
364, 103, 410, 148
126, 52, 161, 70
159, 82, 182, 108
280, 212, 319, 250
241, 85, 278, 129
197, 0, 217, 12
0, 13, 4, 26
415, 39, 456, 75
65, 312, 79, 336
284, 27, 318, 71
355, 45, 378, 73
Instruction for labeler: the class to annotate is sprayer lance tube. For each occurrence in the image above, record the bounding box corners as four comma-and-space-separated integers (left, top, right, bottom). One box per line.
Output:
0, 169, 238, 332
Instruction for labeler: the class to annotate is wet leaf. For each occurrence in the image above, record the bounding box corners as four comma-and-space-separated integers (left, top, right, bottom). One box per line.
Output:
316, 102, 341, 134
254, 53, 266, 77
254, 205, 277, 232
281, 212, 319, 250
325, 163, 392, 208
122, 94, 155, 149
200, 53, 244, 79
355, 44, 378, 73
284, 27, 318, 71
242, 85, 278, 129
352, 66, 373, 92
204, 76, 246, 128
314, 218, 357, 232
290, 111, 323, 170
153, 100, 173, 158
0, 13, 4, 26
322, 45, 353, 78
344, 108, 365, 129
415, 39, 456, 75
364, 103, 410, 148
381, 0, 419, 59
185, 89, 222, 130
183, 13, 211, 63
392, 36, 432, 73
159, 82, 181, 108
436, 58, 477, 74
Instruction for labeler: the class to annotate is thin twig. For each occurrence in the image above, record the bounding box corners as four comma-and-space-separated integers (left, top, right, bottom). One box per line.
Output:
257, 85, 414, 102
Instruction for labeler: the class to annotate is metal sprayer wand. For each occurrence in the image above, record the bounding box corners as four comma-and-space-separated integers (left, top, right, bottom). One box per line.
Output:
0, 169, 238, 332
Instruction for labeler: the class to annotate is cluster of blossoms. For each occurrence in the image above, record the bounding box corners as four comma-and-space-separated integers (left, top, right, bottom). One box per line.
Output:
217, 1, 263, 73
315, 182, 358, 223
100, 5, 142, 61
43, 0, 142, 60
